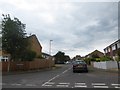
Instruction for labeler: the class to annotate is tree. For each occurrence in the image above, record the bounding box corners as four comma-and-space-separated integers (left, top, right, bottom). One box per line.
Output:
21, 50, 36, 61
1, 14, 28, 61
64, 55, 70, 62
54, 51, 70, 64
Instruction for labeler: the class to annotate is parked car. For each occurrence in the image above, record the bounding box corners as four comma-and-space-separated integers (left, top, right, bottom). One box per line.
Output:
65, 61, 70, 64
72, 60, 88, 73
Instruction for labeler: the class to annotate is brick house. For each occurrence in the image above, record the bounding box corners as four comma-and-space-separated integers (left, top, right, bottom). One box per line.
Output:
85, 50, 104, 58
104, 39, 120, 60
0, 34, 42, 61
27, 34, 42, 57
42, 52, 51, 59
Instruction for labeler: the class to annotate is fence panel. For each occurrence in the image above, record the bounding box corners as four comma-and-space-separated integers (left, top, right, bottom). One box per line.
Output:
1, 59, 55, 72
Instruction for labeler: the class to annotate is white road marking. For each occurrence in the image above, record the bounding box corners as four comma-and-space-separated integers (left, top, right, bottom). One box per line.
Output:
56, 85, 69, 87
42, 85, 52, 87
42, 75, 60, 86
93, 86, 109, 88
75, 83, 86, 85
11, 83, 22, 86
42, 67, 71, 87
111, 84, 120, 86
75, 85, 87, 88
59, 83, 70, 85
62, 70, 68, 74
92, 83, 106, 85
74, 83, 87, 88
46, 82, 55, 84
115, 86, 120, 88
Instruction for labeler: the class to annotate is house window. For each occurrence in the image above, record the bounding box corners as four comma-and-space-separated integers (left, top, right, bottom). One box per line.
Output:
104, 49, 107, 53
108, 47, 110, 52
115, 44, 118, 50
112, 45, 116, 50
117, 42, 120, 48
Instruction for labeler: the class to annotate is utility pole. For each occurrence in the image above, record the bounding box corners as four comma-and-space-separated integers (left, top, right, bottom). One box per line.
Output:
49, 40, 53, 69
49, 40, 53, 56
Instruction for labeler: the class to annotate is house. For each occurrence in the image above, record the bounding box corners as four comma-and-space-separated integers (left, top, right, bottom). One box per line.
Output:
104, 39, 120, 60
0, 50, 10, 62
27, 34, 42, 57
85, 50, 104, 58
0, 34, 42, 61
42, 52, 51, 59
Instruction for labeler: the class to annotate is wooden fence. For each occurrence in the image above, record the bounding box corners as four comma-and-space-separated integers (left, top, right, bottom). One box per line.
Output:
0, 59, 55, 72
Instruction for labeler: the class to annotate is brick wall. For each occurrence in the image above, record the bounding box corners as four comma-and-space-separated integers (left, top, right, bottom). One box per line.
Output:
27, 35, 42, 57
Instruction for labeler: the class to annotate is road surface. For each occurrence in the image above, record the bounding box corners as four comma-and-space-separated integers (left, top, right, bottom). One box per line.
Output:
2, 64, 119, 88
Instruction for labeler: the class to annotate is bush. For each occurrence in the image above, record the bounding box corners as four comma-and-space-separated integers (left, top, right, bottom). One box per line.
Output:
96, 58, 100, 62
22, 50, 36, 61
37, 54, 44, 59
99, 56, 112, 61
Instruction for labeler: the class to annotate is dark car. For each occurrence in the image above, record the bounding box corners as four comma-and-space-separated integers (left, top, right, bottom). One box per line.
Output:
72, 60, 88, 73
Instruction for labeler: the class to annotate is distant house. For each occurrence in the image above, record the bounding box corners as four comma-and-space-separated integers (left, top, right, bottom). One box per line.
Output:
42, 52, 51, 59
0, 50, 10, 62
27, 34, 42, 57
85, 50, 104, 58
104, 39, 120, 60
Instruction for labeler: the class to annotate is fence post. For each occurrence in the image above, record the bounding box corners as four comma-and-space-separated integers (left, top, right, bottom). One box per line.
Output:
7, 61, 10, 72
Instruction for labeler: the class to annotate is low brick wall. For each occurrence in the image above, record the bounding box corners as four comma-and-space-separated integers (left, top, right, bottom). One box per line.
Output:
0, 59, 55, 72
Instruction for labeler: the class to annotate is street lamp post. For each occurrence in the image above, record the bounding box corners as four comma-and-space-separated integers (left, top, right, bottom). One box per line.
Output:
49, 40, 53, 56
49, 40, 53, 69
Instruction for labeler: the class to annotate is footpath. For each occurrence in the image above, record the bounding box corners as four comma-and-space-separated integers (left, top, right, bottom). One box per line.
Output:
2, 64, 62, 76
88, 65, 119, 74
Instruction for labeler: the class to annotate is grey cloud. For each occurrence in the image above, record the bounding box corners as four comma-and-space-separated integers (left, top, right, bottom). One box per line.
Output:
0, 1, 118, 57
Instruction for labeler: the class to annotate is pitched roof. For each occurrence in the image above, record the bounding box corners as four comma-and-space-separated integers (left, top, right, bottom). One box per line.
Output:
85, 50, 104, 57
27, 34, 42, 48
42, 52, 51, 56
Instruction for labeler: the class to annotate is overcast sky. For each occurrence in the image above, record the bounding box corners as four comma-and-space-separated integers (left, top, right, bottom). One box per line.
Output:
0, 0, 119, 58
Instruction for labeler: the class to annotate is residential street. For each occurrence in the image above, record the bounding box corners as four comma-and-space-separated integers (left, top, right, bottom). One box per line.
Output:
2, 64, 119, 88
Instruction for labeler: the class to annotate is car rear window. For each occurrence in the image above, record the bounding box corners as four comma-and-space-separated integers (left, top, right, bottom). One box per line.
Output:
74, 61, 86, 64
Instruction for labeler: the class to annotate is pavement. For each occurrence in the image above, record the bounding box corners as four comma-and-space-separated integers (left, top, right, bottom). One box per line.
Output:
2, 64, 63, 76
88, 65, 119, 74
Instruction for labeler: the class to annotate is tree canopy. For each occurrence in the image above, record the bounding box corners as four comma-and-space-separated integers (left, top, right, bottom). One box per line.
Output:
1, 14, 28, 61
54, 51, 70, 64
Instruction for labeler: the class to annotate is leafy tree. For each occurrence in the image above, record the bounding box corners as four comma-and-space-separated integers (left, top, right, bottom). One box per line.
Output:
21, 50, 36, 61
54, 51, 70, 64
1, 14, 28, 61
84, 58, 91, 65
54, 51, 65, 64
64, 55, 70, 62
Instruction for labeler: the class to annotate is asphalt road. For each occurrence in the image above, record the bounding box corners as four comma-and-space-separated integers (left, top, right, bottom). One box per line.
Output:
2, 64, 119, 88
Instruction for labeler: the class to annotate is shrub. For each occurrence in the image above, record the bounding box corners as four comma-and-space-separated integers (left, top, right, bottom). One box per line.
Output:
22, 50, 36, 61
37, 54, 44, 59
99, 56, 112, 61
